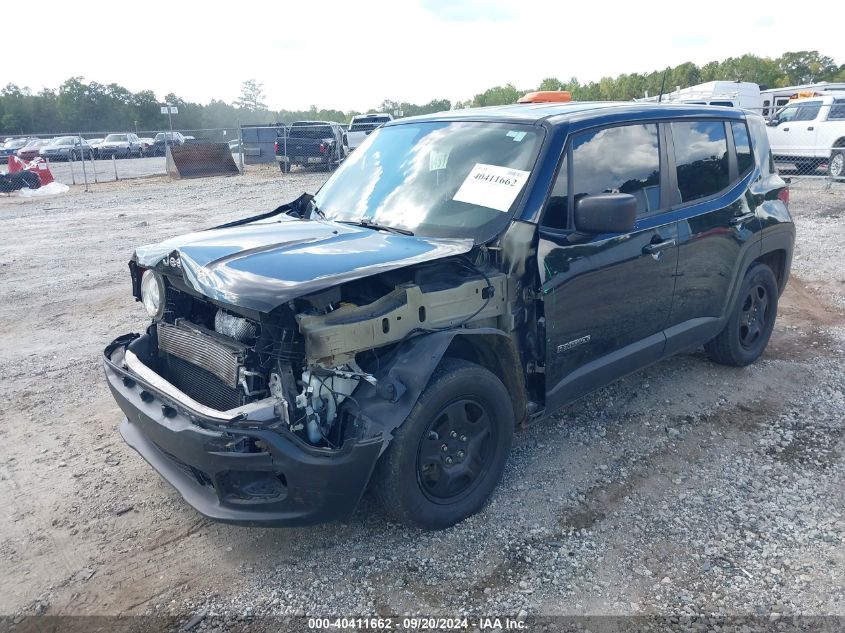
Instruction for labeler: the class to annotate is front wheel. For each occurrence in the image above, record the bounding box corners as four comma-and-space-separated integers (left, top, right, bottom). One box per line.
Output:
705, 263, 779, 367
372, 358, 514, 529
829, 150, 845, 179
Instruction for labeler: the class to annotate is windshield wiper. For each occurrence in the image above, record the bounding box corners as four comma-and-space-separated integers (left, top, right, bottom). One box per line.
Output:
308, 200, 327, 220
338, 219, 414, 236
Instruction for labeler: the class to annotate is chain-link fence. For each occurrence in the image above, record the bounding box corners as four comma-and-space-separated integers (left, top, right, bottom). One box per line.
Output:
1, 128, 244, 189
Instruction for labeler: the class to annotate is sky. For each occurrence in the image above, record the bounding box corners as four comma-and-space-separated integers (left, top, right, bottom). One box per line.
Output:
5, 0, 843, 113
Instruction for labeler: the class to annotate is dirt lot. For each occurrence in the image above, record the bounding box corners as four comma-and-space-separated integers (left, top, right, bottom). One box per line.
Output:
1, 170, 843, 628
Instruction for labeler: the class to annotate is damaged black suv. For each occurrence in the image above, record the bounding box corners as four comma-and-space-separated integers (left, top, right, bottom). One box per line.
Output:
104, 102, 794, 528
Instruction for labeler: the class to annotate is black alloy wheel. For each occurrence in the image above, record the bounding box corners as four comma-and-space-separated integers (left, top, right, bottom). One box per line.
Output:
738, 283, 770, 350
416, 398, 496, 503
705, 263, 779, 367
372, 358, 514, 529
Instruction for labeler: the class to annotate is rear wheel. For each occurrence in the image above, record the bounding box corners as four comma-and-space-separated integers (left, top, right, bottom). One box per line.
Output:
372, 358, 514, 529
829, 150, 845, 179
705, 263, 779, 367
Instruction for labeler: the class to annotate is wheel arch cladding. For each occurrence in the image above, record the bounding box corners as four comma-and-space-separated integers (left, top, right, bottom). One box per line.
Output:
754, 248, 789, 294
442, 332, 527, 427
353, 329, 527, 455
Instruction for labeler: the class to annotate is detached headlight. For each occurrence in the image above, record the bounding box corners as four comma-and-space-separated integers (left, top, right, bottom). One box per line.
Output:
140, 270, 166, 320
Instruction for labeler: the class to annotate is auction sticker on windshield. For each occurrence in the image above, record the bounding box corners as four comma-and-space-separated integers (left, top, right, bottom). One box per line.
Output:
453, 163, 530, 212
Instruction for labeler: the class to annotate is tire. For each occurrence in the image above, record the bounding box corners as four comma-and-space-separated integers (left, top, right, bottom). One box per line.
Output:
372, 358, 514, 529
829, 150, 845, 179
705, 263, 779, 367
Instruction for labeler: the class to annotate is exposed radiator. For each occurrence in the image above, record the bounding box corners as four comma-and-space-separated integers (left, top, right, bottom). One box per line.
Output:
157, 319, 248, 388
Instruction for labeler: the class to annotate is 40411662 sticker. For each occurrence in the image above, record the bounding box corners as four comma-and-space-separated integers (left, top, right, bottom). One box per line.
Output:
453, 163, 530, 212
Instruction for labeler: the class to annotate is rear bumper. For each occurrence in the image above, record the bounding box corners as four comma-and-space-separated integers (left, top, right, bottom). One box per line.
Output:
275, 155, 329, 164
104, 334, 382, 526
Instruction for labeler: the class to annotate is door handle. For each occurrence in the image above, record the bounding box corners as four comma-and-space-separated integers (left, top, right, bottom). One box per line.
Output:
730, 212, 757, 226
642, 238, 676, 254
807, 126, 814, 131
783, 127, 790, 132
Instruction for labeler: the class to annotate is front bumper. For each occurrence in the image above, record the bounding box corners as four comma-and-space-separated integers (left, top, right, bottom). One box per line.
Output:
104, 334, 382, 526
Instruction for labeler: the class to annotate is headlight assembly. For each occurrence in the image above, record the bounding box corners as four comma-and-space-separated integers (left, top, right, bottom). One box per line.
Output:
140, 269, 166, 320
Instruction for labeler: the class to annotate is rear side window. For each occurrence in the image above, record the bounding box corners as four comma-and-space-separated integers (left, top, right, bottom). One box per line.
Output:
731, 121, 753, 175
671, 121, 729, 203
829, 100, 845, 120
289, 125, 333, 139
570, 124, 661, 215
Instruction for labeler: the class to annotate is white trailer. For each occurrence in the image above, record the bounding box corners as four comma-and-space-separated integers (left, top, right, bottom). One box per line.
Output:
760, 82, 845, 118
638, 81, 763, 113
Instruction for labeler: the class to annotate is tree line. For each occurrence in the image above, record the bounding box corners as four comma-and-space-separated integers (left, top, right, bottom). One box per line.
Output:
1, 50, 841, 136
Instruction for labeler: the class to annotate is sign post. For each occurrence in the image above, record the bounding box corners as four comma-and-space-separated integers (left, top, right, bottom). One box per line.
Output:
160, 104, 179, 145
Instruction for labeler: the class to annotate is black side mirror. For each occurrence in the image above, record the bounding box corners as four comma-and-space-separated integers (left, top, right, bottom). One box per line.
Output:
767, 118, 779, 126
574, 193, 637, 233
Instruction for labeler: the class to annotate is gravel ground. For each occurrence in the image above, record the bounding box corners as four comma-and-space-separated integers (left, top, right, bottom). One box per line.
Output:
0, 171, 843, 631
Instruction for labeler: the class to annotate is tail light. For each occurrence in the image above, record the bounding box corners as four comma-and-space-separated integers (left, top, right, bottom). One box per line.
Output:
777, 187, 789, 208
274, 140, 279, 152
319, 143, 326, 154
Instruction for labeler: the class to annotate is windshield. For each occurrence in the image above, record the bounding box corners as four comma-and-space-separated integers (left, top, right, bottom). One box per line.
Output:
105, 134, 127, 142
53, 136, 76, 145
4, 138, 27, 149
314, 121, 543, 241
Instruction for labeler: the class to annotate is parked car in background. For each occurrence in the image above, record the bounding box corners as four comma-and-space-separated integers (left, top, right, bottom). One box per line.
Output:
346, 113, 392, 150
151, 131, 186, 156
138, 137, 155, 157
105, 103, 793, 528
86, 138, 104, 159
766, 93, 845, 177
1, 137, 38, 157
99, 133, 143, 159
3, 137, 37, 157
275, 121, 347, 172
40, 136, 94, 161
16, 138, 50, 161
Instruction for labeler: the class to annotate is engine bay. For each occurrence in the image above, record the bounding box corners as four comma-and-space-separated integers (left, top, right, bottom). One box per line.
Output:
139, 256, 511, 449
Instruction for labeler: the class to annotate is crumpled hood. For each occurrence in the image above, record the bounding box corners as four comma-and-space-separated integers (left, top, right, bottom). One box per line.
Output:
134, 214, 473, 312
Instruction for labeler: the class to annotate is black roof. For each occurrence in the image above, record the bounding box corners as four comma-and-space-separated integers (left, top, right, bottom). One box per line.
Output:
391, 101, 751, 127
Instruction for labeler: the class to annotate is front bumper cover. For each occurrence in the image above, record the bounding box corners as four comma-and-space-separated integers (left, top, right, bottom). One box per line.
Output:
104, 334, 382, 527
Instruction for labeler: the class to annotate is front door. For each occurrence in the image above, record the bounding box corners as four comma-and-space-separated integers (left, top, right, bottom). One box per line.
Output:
537, 122, 678, 411
768, 100, 822, 160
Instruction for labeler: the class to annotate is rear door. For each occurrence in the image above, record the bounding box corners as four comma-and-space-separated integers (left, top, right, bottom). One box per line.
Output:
663, 119, 761, 354
818, 98, 845, 151
538, 122, 678, 411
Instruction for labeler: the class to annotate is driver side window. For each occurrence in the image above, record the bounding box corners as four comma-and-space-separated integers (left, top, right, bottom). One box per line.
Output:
571, 123, 661, 216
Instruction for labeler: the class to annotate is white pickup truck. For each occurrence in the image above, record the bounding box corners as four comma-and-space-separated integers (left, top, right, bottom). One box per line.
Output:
346, 113, 393, 151
767, 93, 845, 177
